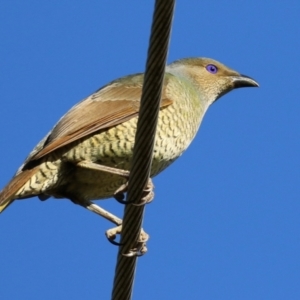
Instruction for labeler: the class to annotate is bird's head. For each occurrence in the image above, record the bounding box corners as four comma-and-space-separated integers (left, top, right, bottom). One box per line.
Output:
168, 57, 259, 106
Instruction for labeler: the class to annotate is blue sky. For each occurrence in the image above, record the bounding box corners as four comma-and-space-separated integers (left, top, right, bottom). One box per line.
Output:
1, 1, 299, 299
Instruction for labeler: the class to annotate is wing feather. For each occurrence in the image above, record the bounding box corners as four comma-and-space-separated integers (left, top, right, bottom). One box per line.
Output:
30, 74, 173, 160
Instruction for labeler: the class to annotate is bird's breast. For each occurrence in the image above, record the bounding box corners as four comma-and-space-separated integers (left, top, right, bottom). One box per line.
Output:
59, 84, 204, 199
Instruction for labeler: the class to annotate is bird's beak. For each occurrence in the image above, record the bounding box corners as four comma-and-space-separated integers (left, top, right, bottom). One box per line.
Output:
232, 74, 259, 89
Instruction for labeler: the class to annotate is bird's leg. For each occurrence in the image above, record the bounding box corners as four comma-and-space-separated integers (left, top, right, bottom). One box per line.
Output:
76, 160, 154, 206
76, 160, 130, 177
71, 197, 149, 254
70, 197, 122, 242
77, 199, 122, 226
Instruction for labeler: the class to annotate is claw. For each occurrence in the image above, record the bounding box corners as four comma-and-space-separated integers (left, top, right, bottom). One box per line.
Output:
122, 229, 149, 257
114, 178, 155, 206
106, 225, 123, 246
106, 225, 150, 256
108, 239, 123, 246
114, 183, 128, 204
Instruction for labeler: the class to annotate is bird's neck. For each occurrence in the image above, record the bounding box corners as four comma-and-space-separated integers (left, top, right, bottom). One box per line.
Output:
166, 64, 212, 111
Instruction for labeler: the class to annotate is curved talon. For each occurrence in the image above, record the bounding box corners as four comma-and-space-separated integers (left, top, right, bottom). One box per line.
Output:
114, 192, 127, 204
116, 199, 130, 204
116, 198, 138, 205
115, 196, 152, 205
114, 183, 129, 204
107, 238, 123, 246
114, 187, 154, 206
114, 178, 154, 205
106, 226, 149, 256
114, 195, 151, 205
106, 225, 123, 246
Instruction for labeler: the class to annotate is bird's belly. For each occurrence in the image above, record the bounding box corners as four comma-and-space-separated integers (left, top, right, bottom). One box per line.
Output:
62, 151, 176, 201
67, 167, 127, 200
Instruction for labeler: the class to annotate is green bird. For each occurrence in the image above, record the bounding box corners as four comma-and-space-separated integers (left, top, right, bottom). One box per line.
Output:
0, 57, 258, 233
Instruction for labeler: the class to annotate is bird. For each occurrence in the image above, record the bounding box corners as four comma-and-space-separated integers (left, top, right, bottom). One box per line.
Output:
0, 57, 258, 238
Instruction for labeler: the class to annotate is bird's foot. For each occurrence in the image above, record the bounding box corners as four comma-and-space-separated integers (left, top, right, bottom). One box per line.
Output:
71, 198, 149, 256
106, 225, 149, 256
114, 178, 154, 206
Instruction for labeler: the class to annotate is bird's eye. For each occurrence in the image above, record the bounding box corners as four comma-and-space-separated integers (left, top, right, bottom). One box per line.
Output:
206, 64, 218, 74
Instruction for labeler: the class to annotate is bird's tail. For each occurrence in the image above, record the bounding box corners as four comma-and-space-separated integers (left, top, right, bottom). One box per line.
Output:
0, 167, 39, 213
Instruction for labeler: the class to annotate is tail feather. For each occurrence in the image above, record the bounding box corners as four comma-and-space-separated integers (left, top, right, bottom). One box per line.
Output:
0, 167, 39, 213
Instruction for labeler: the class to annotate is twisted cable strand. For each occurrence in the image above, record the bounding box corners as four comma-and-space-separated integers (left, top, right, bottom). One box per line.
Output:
111, 1, 175, 299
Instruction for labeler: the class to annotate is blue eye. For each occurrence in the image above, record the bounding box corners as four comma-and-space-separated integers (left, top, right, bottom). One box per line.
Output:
206, 64, 218, 74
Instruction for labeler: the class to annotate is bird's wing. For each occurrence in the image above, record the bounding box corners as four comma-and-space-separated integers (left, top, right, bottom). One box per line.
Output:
30, 73, 173, 161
